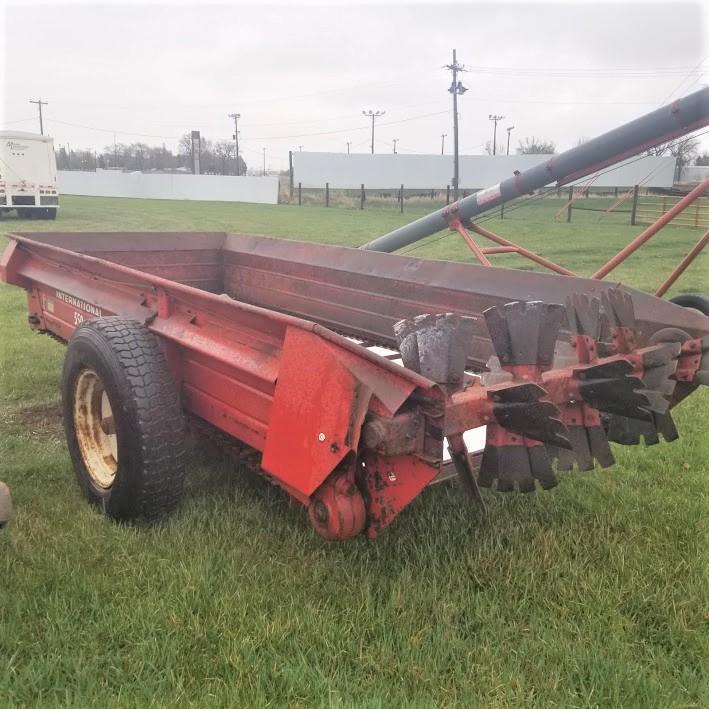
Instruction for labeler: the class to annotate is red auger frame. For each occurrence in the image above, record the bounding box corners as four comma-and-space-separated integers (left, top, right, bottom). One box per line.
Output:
2, 231, 708, 540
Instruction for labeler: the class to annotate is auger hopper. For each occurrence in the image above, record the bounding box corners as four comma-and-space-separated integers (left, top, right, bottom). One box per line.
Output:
1, 228, 707, 540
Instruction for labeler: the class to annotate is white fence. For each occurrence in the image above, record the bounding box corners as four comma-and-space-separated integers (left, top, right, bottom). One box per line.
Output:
58, 170, 279, 204
292, 153, 676, 190
679, 165, 709, 184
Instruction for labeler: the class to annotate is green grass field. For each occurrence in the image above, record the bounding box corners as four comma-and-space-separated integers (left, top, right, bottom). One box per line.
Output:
1, 196, 707, 707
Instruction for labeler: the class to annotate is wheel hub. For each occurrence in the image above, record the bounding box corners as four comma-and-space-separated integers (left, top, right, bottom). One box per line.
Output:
73, 369, 118, 488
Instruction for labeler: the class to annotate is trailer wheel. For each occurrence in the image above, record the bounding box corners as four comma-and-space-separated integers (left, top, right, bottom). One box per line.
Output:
669, 293, 709, 316
62, 317, 186, 522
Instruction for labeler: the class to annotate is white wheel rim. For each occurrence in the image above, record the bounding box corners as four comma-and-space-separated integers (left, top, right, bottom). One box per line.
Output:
73, 369, 118, 488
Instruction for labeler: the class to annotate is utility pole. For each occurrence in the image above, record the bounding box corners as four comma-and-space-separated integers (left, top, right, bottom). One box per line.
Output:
228, 113, 241, 175
362, 109, 385, 154
288, 150, 294, 200
299, 145, 303, 152
488, 114, 505, 155
113, 134, 118, 168
262, 147, 266, 176
392, 138, 398, 154
441, 133, 447, 155
346, 141, 351, 154
29, 98, 48, 135
445, 49, 467, 201
506, 125, 515, 155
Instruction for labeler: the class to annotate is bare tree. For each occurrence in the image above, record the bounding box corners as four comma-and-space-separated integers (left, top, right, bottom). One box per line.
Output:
646, 136, 699, 181
214, 140, 235, 174
177, 133, 193, 157
516, 136, 556, 154
484, 140, 505, 156
89, 135, 247, 174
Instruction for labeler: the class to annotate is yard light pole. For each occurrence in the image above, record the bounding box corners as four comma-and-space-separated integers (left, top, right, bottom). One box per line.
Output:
228, 113, 241, 175
441, 133, 447, 155
489, 114, 504, 155
263, 147, 266, 175
446, 49, 467, 200
506, 125, 515, 155
346, 141, 351, 154
362, 109, 385, 154
393, 138, 398, 154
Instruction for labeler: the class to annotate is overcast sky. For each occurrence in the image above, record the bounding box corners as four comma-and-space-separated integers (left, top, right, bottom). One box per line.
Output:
1, 0, 707, 171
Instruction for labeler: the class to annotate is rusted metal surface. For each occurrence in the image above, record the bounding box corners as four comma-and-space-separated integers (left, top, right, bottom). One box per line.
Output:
222, 232, 709, 369
449, 215, 575, 276
73, 368, 118, 489
468, 223, 576, 276
2, 230, 708, 540
361, 452, 440, 538
307, 468, 366, 541
448, 217, 491, 266
394, 313, 475, 385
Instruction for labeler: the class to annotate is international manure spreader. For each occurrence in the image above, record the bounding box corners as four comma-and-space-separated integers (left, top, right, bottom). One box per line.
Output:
1, 88, 708, 541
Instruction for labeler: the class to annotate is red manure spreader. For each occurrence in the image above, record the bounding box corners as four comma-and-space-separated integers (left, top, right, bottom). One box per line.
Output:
2, 89, 708, 540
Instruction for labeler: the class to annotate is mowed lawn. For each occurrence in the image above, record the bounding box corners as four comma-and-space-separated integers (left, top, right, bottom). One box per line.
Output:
0, 195, 707, 707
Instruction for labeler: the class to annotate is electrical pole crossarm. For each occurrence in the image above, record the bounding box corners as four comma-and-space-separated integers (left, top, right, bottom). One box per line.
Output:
362, 109, 385, 154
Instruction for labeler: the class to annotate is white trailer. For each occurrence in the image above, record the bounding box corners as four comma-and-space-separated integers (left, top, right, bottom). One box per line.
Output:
0, 131, 59, 219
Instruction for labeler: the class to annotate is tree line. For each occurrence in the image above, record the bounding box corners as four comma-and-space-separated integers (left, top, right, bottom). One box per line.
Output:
54, 132, 708, 175
55, 133, 248, 175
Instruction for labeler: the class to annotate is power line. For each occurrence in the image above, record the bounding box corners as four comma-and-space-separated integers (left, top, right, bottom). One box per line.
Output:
658, 55, 708, 105
248, 110, 448, 141
37, 64, 704, 115
464, 65, 706, 78
0, 117, 36, 126
46, 118, 181, 140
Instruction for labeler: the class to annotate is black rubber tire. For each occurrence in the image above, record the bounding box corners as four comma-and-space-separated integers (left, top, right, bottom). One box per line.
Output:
62, 317, 186, 522
669, 293, 709, 316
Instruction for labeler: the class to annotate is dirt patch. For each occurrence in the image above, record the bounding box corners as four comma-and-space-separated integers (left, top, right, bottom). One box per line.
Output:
0, 400, 64, 435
